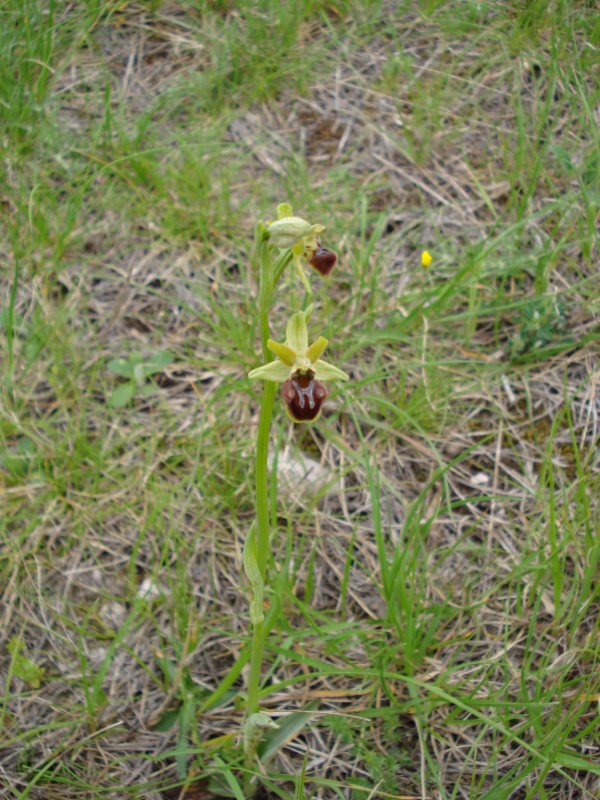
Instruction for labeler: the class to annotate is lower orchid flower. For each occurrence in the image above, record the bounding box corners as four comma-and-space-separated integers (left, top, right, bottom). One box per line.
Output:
249, 307, 349, 422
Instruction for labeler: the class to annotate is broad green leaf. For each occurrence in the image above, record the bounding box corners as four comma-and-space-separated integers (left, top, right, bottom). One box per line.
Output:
176, 700, 195, 779
109, 382, 134, 408
139, 350, 174, 378
107, 358, 134, 379
257, 708, 315, 764
153, 706, 181, 732
139, 383, 156, 397
208, 756, 245, 800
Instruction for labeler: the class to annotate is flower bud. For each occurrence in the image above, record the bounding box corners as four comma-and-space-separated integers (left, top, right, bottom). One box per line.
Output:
309, 246, 337, 276
267, 216, 313, 249
281, 370, 328, 423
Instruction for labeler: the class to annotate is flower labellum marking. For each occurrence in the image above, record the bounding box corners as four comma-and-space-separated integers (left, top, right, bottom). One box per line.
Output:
309, 246, 337, 276
281, 370, 328, 422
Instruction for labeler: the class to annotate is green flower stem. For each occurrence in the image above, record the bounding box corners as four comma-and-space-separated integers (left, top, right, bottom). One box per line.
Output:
254, 237, 277, 581
258, 242, 273, 362
243, 383, 275, 793
244, 240, 278, 791
254, 381, 276, 582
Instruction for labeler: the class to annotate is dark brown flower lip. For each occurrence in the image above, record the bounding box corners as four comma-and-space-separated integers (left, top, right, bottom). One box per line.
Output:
308, 245, 337, 277
281, 370, 328, 423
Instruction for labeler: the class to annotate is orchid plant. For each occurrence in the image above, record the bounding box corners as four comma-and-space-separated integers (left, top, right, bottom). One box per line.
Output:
241, 203, 347, 794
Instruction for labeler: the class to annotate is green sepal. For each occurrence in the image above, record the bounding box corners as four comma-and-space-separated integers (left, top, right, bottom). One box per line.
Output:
276, 202, 293, 219
248, 361, 290, 382
286, 310, 309, 354
313, 360, 349, 381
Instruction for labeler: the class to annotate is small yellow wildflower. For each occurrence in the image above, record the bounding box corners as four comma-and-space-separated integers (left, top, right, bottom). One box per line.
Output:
421, 250, 432, 269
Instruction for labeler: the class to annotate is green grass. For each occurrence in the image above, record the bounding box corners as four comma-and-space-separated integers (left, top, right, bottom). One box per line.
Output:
1, 0, 599, 798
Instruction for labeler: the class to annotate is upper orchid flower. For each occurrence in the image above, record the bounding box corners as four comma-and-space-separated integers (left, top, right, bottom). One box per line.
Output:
249, 307, 348, 422
266, 204, 337, 293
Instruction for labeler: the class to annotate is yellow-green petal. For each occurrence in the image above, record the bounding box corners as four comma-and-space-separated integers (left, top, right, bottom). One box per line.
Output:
306, 336, 328, 363
313, 360, 349, 382
285, 310, 309, 354
267, 339, 296, 366
248, 361, 291, 382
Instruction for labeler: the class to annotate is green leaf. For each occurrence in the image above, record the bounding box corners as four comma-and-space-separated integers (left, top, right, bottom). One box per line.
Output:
0, 309, 24, 335
242, 522, 265, 624
555, 750, 600, 775
139, 350, 174, 378
176, 700, 195, 779
139, 383, 156, 397
0, 438, 38, 478
7, 638, 44, 688
257, 708, 315, 764
107, 358, 134, 379
153, 706, 181, 732
206, 777, 237, 799
294, 750, 309, 800
157, 656, 178, 683
109, 382, 135, 408
208, 756, 245, 800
